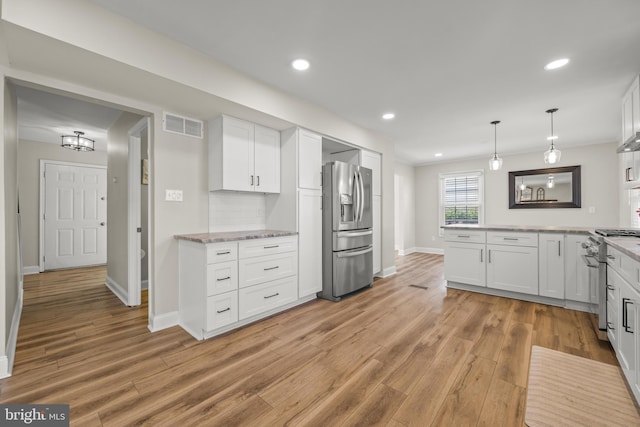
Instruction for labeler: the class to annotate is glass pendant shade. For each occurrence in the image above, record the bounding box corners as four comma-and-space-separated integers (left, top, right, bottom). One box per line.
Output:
61, 131, 95, 151
547, 176, 555, 188
543, 108, 560, 164
489, 155, 503, 171
489, 120, 502, 171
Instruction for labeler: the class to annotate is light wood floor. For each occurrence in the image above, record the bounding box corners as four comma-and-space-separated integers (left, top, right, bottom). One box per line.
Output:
0, 254, 618, 426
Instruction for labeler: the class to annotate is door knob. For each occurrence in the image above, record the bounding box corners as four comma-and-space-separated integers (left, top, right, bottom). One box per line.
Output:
100, 222, 105, 226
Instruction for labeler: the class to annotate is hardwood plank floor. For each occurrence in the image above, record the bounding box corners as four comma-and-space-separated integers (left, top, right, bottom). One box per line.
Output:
0, 254, 619, 426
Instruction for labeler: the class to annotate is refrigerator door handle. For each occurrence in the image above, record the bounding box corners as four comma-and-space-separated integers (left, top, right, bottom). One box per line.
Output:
358, 170, 365, 222
353, 171, 361, 223
337, 230, 373, 238
337, 246, 374, 258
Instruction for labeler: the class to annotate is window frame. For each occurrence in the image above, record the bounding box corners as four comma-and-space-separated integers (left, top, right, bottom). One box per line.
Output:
439, 170, 485, 233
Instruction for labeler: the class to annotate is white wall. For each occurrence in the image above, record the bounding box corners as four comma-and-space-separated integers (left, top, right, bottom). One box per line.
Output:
394, 162, 416, 255
415, 142, 619, 251
17, 139, 108, 268
106, 112, 144, 293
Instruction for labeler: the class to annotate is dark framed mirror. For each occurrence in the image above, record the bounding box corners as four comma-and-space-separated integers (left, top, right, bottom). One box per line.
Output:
508, 165, 581, 209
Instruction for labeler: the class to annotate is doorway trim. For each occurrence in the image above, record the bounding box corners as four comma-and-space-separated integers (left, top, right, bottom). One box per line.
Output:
127, 117, 150, 307
38, 159, 108, 272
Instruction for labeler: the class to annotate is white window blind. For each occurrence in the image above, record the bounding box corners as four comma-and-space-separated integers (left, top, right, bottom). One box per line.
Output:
440, 171, 484, 227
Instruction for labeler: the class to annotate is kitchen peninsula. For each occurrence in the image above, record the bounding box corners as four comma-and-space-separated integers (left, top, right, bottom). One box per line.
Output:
175, 229, 311, 340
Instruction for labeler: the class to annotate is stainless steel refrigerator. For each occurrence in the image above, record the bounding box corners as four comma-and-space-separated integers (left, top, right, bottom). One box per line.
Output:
319, 161, 373, 301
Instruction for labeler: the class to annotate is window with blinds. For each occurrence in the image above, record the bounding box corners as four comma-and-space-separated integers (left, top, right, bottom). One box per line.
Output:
440, 171, 484, 226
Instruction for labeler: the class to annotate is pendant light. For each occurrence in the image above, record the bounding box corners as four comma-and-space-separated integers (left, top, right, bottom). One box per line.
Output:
544, 108, 561, 164
519, 176, 526, 191
547, 175, 555, 188
489, 120, 503, 171
61, 131, 95, 151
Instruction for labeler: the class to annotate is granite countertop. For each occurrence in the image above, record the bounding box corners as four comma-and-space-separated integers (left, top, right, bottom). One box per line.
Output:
441, 224, 596, 234
604, 237, 640, 262
175, 229, 297, 244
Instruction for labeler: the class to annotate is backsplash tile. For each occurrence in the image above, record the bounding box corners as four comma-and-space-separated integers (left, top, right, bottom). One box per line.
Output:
209, 192, 266, 232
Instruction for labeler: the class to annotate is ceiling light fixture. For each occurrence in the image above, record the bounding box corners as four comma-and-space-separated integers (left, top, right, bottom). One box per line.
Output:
544, 58, 569, 70
382, 113, 395, 120
519, 176, 526, 191
489, 120, 503, 171
291, 59, 310, 71
544, 108, 561, 164
61, 131, 94, 151
547, 175, 555, 189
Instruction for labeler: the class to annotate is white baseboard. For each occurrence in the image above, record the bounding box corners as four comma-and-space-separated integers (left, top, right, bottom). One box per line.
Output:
23, 265, 40, 275
1, 288, 24, 378
397, 247, 417, 256
149, 311, 179, 332
415, 247, 444, 255
0, 356, 8, 379
141, 279, 149, 291
376, 266, 397, 278
105, 275, 129, 306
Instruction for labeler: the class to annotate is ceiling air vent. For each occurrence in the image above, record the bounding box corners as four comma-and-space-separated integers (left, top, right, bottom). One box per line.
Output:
162, 112, 203, 139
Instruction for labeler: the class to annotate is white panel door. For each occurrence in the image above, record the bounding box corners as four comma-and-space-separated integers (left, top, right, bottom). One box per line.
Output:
222, 116, 254, 192
361, 150, 381, 196
298, 129, 322, 190
298, 189, 322, 297
44, 163, 107, 269
254, 124, 280, 193
538, 233, 565, 298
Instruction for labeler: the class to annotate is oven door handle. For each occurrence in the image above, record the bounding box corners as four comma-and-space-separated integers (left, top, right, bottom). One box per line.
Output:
581, 255, 601, 268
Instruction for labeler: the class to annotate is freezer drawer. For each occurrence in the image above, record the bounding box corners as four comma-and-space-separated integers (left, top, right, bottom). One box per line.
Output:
332, 245, 374, 298
333, 229, 373, 251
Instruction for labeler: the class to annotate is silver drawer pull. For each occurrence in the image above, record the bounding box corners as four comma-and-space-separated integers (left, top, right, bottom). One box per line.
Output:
607, 285, 615, 291
216, 251, 231, 255
217, 307, 231, 314
264, 245, 280, 249
216, 276, 231, 282
607, 255, 615, 260
264, 266, 279, 271
503, 237, 519, 241
264, 293, 280, 299
457, 235, 471, 238
607, 321, 615, 331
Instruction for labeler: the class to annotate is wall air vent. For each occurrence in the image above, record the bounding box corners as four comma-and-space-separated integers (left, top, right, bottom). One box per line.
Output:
162, 112, 203, 139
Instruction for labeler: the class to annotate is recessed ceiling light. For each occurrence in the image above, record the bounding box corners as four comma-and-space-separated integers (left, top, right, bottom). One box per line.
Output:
435, 153, 443, 157
544, 58, 570, 70
382, 113, 395, 120
291, 59, 310, 71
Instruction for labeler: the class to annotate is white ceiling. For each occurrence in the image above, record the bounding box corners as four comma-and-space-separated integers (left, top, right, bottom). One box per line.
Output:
16, 85, 122, 152
84, 0, 640, 165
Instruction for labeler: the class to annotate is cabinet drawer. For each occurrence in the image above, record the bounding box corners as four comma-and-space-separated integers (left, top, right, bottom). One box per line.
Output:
239, 252, 298, 289
607, 299, 617, 348
206, 242, 238, 264
238, 276, 298, 320
206, 291, 238, 331
443, 229, 486, 244
487, 231, 538, 247
239, 236, 297, 258
206, 261, 238, 296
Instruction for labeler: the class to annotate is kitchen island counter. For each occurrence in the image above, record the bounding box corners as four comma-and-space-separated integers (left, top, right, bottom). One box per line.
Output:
441, 224, 598, 234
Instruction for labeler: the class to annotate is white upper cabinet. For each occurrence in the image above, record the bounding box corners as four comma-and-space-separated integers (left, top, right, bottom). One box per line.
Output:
361, 150, 382, 196
297, 129, 322, 189
209, 115, 280, 193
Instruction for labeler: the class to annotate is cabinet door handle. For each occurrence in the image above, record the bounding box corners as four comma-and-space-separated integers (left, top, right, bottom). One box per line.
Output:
257, 176, 260, 186
607, 255, 615, 260
480, 249, 483, 263
623, 298, 634, 333
607, 284, 615, 291
216, 251, 231, 255
250, 175, 254, 186
503, 237, 519, 241
216, 276, 231, 282
558, 241, 561, 257
216, 307, 231, 314
488, 249, 492, 263
607, 321, 615, 331
457, 235, 471, 238
264, 245, 279, 249
264, 266, 279, 271
264, 292, 280, 299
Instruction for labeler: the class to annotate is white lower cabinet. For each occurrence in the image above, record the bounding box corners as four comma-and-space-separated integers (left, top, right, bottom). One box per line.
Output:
239, 276, 298, 320
298, 189, 322, 298
564, 234, 591, 303
178, 235, 300, 340
444, 241, 486, 286
486, 232, 538, 295
539, 233, 565, 299
372, 195, 382, 275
